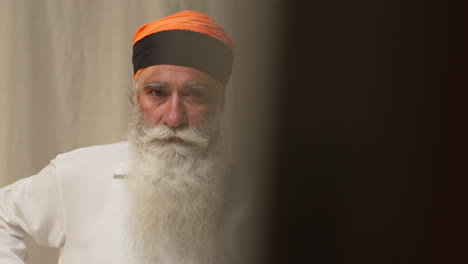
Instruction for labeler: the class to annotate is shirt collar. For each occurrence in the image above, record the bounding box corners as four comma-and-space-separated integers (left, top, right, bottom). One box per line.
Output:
113, 160, 129, 178
113, 144, 130, 178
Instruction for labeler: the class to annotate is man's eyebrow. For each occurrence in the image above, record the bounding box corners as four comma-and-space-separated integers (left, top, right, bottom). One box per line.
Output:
185, 82, 210, 90
143, 81, 167, 89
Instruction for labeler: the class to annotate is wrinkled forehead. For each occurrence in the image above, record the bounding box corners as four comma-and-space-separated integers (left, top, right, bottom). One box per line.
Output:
135, 65, 223, 93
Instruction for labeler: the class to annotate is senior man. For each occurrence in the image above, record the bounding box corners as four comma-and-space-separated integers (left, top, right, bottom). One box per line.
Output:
0, 10, 237, 264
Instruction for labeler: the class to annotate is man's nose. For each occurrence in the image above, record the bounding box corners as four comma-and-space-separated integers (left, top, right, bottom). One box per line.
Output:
162, 94, 187, 128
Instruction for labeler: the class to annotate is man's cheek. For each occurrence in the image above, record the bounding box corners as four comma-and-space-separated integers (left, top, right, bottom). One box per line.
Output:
139, 108, 161, 127
188, 113, 208, 128
189, 105, 216, 125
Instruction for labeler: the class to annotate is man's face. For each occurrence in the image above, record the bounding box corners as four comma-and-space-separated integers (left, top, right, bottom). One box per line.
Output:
128, 66, 228, 264
135, 64, 222, 130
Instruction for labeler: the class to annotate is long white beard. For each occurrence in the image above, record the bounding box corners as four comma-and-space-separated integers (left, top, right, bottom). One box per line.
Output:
125, 106, 228, 264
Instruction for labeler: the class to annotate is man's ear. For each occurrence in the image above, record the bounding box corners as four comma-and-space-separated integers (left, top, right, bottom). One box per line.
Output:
129, 80, 139, 105
132, 91, 138, 105
127, 92, 136, 105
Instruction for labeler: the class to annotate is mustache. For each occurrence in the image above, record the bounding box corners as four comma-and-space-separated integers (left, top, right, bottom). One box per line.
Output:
140, 124, 210, 149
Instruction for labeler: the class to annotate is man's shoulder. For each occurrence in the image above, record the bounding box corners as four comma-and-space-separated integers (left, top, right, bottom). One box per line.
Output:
53, 141, 128, 166
56, 141, 127, 157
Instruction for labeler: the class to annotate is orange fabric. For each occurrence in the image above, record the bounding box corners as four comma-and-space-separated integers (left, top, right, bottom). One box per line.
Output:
132, 10, 234, 83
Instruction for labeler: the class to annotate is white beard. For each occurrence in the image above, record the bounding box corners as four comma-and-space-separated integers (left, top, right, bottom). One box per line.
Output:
125, 106, 228, 264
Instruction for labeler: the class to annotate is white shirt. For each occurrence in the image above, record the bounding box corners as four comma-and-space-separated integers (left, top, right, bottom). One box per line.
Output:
0, 143, 135, 263
0, 142, 245, 264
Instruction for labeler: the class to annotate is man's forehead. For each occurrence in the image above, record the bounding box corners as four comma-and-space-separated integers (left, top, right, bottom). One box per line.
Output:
139, 65, 218, 88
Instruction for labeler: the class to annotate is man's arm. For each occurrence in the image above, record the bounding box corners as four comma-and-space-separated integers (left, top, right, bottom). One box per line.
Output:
0, 161, 66, 263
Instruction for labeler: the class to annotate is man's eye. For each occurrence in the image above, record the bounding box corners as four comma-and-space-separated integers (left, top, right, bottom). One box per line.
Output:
150, 90, 166, 98
186, 88, 212, 102
189, 90, 206, 99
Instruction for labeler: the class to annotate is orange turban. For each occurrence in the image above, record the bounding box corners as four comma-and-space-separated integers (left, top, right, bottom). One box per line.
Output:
132, 10, 235, 90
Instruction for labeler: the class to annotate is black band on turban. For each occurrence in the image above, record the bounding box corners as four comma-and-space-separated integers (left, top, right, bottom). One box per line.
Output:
132, 30, 234, 87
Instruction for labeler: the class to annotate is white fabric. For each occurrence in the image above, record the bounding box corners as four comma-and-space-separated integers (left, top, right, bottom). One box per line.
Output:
0, 142, 133, 264
0, 142, 245, 264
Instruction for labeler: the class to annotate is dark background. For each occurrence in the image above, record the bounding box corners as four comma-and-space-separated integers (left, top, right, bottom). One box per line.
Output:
268, 1, 466, 263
